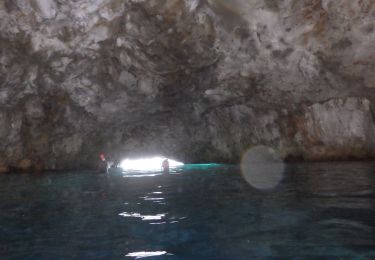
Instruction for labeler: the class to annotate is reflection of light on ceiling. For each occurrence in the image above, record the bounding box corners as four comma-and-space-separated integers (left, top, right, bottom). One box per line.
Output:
125, 251, 170, 259
120, 157, 184, 171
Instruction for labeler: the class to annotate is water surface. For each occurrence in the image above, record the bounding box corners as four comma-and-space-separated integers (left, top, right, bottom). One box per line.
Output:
0, 162, 374, 259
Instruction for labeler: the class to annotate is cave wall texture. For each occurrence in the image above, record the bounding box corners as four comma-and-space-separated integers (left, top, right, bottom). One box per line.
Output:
1, 0, 375, 171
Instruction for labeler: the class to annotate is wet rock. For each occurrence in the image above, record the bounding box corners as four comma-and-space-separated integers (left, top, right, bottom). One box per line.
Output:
17, 159, 33, 172
0, 164, 9, 173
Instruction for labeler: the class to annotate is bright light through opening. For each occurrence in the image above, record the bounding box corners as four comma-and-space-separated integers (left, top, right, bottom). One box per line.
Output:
120, 157, 184, 171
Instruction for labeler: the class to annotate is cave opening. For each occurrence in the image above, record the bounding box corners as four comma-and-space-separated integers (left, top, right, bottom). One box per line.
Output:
119, 156, 184, 172
1, 0, 374, 258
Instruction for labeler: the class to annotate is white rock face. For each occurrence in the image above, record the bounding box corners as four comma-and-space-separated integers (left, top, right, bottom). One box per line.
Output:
31, 0, 57, 19
301, 98, 375, 159
0, 0, 374, 170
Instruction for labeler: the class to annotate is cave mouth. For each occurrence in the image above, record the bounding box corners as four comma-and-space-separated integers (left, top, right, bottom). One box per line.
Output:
119, 156, 184, 171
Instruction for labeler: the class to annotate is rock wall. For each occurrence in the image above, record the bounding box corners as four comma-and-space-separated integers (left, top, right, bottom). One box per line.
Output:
0, 0, 375, 171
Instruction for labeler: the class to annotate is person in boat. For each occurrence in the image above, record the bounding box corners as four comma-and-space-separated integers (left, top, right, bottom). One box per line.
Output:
112, 158, 120, 168
98, 152, 108, 173
162, 158, 169, 173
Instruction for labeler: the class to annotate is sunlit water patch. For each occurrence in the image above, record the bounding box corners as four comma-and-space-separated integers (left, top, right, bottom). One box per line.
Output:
0, 162, 374, 258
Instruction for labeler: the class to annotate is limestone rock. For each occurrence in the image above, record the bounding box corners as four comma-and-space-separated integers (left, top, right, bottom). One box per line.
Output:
0, 0, 374, 169
31, 0, 57, 19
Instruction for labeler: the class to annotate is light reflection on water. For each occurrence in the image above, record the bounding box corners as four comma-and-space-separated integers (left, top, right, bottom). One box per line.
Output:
0, 162, 374, 258
140, 197, 165, 201
125, 250, 170, 258
119, 212, 166, 221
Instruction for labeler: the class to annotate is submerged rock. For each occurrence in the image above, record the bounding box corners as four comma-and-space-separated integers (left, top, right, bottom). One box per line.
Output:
0, 0, 374, 170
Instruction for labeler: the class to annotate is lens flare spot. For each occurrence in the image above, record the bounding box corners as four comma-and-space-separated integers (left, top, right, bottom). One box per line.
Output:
241, 146, 285, 190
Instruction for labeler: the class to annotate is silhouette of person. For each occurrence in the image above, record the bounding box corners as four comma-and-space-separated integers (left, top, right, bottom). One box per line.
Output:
162, 158, 169, 174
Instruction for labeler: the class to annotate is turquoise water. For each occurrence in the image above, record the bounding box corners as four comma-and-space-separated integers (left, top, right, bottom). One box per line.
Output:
0, 162, 374, 259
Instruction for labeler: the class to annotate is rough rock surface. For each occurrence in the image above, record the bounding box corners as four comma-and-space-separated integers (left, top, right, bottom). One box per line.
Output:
1, 0, 375, 170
